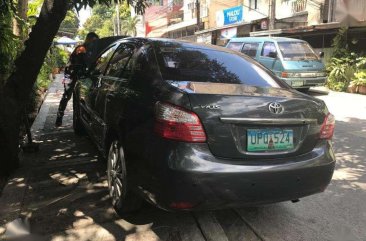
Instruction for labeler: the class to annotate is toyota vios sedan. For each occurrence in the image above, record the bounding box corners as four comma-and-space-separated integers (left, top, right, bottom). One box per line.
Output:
73, 37, 336, 214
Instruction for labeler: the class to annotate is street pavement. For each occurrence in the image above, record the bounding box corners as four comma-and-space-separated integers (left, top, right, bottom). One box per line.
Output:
0, 77, 365, 241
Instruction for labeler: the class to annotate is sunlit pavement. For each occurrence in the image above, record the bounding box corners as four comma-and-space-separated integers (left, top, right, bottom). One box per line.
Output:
0, 80, 365, 241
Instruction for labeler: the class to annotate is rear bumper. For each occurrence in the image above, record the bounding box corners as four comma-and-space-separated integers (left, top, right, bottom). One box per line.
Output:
139, 138, 335, 211
280, 77, 327, 88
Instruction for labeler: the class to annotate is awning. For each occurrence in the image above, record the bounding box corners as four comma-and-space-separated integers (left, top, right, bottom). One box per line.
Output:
250, 20, 366, 37
250, 29, 284, 37
195, 21, 250, 35
54, 36, 78, 45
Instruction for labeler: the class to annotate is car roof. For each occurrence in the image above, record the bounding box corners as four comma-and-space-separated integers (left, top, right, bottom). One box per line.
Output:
119, 37, 241, 55
228, 37, 305, 43
89, 37, 246, 68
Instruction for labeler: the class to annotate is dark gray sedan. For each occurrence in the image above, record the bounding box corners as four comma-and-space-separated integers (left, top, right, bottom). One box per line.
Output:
73, 38, 336, 214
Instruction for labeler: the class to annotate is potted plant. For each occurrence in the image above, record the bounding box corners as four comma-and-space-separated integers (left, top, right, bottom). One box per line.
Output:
351, 69, 366, 94
347, 82, 358, 93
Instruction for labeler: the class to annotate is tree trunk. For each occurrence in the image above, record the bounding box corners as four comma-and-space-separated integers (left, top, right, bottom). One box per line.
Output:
13, 0, 28, 40
0, 0, 68, 175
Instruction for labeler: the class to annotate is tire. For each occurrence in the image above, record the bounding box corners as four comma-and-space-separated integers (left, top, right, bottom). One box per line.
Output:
107, 140, 142, 216
73, 95, 86, 135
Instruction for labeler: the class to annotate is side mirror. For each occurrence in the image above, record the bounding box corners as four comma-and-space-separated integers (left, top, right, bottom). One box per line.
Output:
319, 51, 324, 58
268, 51, 277, 59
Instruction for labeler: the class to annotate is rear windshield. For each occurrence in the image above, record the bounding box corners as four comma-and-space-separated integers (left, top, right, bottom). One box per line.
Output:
278, 42, 318, 61
153, 43, 284, 88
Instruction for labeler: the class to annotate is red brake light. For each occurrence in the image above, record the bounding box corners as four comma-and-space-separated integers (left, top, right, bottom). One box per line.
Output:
320, 113, 335, 140
154, 102, 207, 142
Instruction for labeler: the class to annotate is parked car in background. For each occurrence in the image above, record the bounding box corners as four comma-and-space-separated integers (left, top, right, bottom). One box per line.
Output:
226, 37, 327, 92
73, 37, 335, 214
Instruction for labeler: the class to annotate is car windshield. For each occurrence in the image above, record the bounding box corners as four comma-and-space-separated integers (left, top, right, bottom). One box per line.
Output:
154, 42, 284, 88
278, 42, 318, 61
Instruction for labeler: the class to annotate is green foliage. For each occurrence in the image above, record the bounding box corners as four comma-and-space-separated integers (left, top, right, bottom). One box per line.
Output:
79, 3, 131, 38
327, 55, 366, 91
355, 56, 366, 69
121, 15, 139, 36
326, 27, 366, 91
351, 57, 366, 86
27, 0, 43, 16
97, 18, 114, 37
27, 0, 43, 27
72, 0, 147, 15
59, 11, 80, 38
352, 69, 366, 86
1, 0, 148, 85
327, 55, 357, 91
0, 0, 21, 85
331, 27, 349, 58
36, 47, 68, 90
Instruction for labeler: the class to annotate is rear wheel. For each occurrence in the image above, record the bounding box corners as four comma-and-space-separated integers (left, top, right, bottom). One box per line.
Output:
73, 95, 85, 135
107, 140, 142, 216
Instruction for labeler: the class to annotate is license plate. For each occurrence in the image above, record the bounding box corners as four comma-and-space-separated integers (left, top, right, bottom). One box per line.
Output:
247, 129, 294, 152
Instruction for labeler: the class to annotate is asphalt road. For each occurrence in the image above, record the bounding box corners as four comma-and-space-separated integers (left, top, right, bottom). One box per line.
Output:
1, 80, 365, 241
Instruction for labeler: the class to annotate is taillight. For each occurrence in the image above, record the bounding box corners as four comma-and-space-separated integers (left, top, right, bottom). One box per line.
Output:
154, 102, 207, 142
320, 113, 335, 139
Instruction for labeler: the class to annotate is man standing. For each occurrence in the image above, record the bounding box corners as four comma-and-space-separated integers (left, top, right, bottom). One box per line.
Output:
55, 32, 99, 127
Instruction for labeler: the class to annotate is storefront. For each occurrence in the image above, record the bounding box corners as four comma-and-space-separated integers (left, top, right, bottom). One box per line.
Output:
195, 5, 250, 45
162, 18, 198, 41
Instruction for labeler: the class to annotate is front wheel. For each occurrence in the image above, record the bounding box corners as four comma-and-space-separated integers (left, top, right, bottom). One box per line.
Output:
107, 140, 142, 216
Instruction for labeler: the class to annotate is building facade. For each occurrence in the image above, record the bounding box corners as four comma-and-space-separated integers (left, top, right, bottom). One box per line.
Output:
135, 0, 366, 50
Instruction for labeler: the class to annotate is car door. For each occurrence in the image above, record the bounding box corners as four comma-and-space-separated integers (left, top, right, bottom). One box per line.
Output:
78, 44, 117, 140
92, 43, 136, 146
258, 41, 278, 71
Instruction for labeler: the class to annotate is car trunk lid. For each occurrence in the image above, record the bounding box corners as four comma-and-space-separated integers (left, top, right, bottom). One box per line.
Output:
182, 82, 325, 159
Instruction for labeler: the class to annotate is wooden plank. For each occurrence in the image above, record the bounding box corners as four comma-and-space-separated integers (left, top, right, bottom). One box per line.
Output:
194, 211, 229, 241
176, 213, 206, 241
125, 207, 205, 241
215, 209, 261, 241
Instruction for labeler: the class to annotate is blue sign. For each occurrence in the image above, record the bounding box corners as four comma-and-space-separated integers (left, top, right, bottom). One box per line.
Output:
223, 6, 244, 25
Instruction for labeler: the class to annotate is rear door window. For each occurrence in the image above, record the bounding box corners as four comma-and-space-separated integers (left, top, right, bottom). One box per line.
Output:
241, 43, 259, 57
105, 43, 135, 78
261, 42, 277, 58
226, 42, 244, 52
94, 45, 117, 75
154, 42, 285, 88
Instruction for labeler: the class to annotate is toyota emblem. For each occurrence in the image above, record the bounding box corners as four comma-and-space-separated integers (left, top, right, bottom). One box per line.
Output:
268, 102, 284, 114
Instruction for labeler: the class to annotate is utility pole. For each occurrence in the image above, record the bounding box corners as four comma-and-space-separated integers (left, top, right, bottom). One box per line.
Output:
196, 0, 200, 30
269, 0, 276, 30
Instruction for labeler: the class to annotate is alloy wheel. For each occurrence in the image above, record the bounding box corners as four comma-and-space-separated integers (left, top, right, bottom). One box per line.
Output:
107, 141, 124, 206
